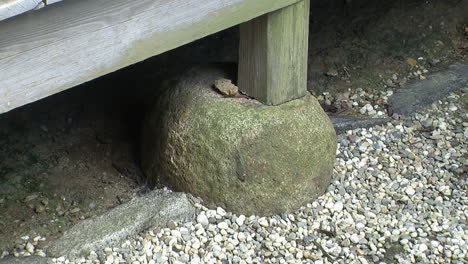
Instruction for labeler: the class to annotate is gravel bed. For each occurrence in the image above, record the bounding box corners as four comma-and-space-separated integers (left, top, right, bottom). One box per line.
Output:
3, 89, 467, 263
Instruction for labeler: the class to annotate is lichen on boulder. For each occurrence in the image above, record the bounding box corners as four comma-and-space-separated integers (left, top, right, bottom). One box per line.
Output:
141, 65, 336, 216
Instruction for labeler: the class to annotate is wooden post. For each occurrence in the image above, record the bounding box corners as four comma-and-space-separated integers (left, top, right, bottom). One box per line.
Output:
238, 0, 310, 105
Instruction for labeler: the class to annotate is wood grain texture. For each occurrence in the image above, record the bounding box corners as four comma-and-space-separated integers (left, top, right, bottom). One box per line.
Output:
45, 0, 65, 4
0, 0, 301, 114
238, 0, 310, 105
0, 0, 42, 21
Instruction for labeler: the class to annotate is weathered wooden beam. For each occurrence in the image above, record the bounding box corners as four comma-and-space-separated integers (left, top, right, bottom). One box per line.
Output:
0, 0, 302, 114
238, 0, 310, 105
0, 0, 42, 21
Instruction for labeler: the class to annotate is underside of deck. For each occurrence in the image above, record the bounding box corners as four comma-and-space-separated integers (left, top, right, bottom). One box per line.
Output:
0, 0, 305, 114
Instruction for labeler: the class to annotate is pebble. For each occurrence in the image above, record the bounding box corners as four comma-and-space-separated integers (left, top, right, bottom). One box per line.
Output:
34, 205, 45, 214
216, 207, 226, 217
213, 79, 238, 97
448, 105, 458, 111
333, 201, 344, 212
237, 232, 246, 242
217, 221, 229, 229
405, 186, 416, 196
236, 215, 246, 226
196, 213, 209, 226
25, 243, 34, 254
258, 218, 269, 227
326, 68, 339, 77
69, 207, 80, 214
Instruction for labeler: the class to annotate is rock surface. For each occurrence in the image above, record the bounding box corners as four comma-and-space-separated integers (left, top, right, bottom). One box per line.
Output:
388, 63, 468, 116
141, 65, 336, 216
45, 190, 195, 258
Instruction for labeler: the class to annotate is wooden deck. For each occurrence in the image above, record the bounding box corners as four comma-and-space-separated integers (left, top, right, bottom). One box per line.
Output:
0, 0, 42, 21
0, 0, 308, 114
0, 1, 66, 21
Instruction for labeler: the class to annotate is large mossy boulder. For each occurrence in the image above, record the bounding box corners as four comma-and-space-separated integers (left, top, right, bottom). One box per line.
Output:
141, 65, 336, 216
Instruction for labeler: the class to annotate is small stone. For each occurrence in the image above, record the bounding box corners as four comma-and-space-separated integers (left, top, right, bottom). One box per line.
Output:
325, 68, 339, 77
214, 234, 223, 243
406, 58, 417, 67
216, 207, 226, 217
405, 186, 416, 196
196, 214, 209, 226
258, 218, 269, 227
41, 199, 49, 206
217, 221, 229, 229
418, 243, 428, 252
167, 221, 178, 229
35, 205, 45, 214
69, 207, 80, 214
448, 105, 458, 111
350, 234, 360, 243
236, 215, 246, 226
359, 106, 367, 114
174, 243, 183, 250
303, 250, 312, 259
24, 194, 39, 202
303, 236, 314, 245
214, 79, 238, 97
356, 222, 365, 229
333, 201, 344, 212
429, 59, 441, 66
341, 239, 351, 247
25, 243, 35, 253
385, 79, 397, 88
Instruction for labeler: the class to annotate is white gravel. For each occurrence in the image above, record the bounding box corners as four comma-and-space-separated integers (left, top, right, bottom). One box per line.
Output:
3, 89, 467, 264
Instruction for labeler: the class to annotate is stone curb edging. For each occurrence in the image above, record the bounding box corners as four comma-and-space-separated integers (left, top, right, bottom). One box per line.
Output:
45, 189, 196, 259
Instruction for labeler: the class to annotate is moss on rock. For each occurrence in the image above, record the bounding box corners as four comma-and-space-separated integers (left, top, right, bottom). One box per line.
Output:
142, 65, 336, 216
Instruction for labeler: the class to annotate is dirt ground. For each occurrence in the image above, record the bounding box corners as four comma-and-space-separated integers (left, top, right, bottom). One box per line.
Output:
307, 0, 467, 96
0, 0, 466, 253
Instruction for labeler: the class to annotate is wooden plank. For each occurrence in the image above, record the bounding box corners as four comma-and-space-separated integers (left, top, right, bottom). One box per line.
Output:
0, 0, 67, 22
0, 0, 42, 21
238, 0, 310, 105
0, 0, 302, 114
46, 0, 65, 4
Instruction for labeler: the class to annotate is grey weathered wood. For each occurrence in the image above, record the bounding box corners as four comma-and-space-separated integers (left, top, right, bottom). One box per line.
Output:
0, 1, 70, 22
0, 0, 42, 21
238, 0, 310, 105
45, 0, 65, 4
0, 0, 302, 114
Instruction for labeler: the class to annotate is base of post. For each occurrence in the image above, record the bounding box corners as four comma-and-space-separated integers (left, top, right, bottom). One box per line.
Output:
141, 64, 336, 216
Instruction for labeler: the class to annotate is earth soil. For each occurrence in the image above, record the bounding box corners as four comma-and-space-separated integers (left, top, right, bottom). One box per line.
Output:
0, 0, 466, 254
